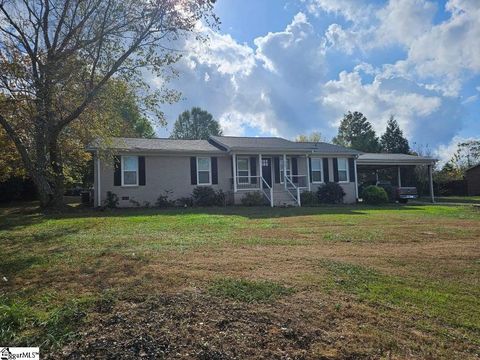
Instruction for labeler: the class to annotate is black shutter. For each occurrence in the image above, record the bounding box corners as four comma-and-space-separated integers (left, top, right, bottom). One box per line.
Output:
348, 158, 355, 183
139, 156, 146, 186
274, 157, 280, 183
323, 158, 329, 182
309, 158, 313, 183
190, 157, 197, 185
114, 156, 121, 186
333, 158, 339, 182
292, 157, 298, 183
250, 156, 257, 184
212, 157, 218, 185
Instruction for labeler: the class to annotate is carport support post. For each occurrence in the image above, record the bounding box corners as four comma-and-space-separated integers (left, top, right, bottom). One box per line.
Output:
306, 154, 311, 191
428, 164, 435, 203
233, 153, 237, 193
397, 166, 402, 187
354, 158, 359, 201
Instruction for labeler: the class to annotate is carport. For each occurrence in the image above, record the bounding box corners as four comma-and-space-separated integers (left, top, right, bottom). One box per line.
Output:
356, 153, 437, 203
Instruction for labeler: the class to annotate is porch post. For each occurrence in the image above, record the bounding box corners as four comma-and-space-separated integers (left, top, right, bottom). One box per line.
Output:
233, 153, 237, 193
375, 170, 379, 183
283, 154, 287, 189
354, 157, 359, 201
97, 151, 101, 207
259, 154, 263, 184
428, 164, 435, 203
306, 154, 311, 191
397, 166, 402, 187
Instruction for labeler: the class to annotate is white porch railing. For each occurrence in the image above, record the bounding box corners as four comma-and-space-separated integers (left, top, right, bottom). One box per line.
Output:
289, 175, 308, 188
232, 176, 274, 207
285, 175, 301, 206
261, 177, 274, 207
233, 176, 261, 190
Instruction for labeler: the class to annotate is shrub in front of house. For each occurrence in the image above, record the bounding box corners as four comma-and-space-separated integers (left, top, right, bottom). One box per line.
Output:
361, 185, 389, 204
377, 183, 395, 202
317, 182, 346, 204
192, 186, 225, 206
104, 191, 119, 208
156, 190, 175, 208
300, 191, 318, 206
241, 192, 266, 206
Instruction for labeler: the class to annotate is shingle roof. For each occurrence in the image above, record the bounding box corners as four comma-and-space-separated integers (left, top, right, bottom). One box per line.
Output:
357, 153, 436, 165
209, 136, 360, 154
88, 137, 223, 153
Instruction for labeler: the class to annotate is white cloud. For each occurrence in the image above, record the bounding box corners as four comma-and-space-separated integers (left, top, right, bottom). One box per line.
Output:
376, 0, 437, 47
158, 12, 327, 137
304, 0, 374, 22
319, 68, 462, 145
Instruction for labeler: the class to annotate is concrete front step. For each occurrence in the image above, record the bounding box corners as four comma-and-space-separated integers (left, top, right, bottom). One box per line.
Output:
272, 190, 299, 206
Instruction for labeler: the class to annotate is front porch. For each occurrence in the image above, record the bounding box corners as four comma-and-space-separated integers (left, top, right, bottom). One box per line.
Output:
231, 153, 310, 207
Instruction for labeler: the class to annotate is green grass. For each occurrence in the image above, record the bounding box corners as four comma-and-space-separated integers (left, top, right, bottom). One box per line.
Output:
209, 278, 293, 302
0, 202, 479, 356
419, 196, 480, 204
320, 260, 480, 336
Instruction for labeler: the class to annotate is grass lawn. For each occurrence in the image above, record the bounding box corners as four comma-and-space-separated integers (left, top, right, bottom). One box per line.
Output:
418, 195, 480, 204
1, 203, 479, 359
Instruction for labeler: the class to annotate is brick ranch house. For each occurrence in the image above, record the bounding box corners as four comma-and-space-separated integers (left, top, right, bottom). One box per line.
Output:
88, 136, 436, 207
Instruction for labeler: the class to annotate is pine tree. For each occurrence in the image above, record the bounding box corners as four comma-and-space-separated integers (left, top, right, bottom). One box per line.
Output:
380, 116, 410, 154
333, 111, 380, 152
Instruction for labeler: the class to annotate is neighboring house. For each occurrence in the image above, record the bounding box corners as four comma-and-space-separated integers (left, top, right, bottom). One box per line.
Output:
88, 136, 435, 207
466, 164, 480, 196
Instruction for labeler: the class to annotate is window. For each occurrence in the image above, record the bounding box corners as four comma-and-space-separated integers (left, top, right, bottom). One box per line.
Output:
197, 157, 211, 185
338, 158, 349, 182
122, 156, 138, 186
280, 158, 292, 183
237, 157, 250, 184
311, 158, 323, 183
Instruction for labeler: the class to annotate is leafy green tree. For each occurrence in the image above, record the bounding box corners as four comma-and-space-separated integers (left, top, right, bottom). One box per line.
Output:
295, 131, 323, 143
380, 116, 410, 154
170, 107, 222, 140
0, 81, 156, 187
0, 0, 216, 208
333, 111, 380, 152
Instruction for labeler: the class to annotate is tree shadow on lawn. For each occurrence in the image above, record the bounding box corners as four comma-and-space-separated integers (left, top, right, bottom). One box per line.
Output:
41, 203, 428, 221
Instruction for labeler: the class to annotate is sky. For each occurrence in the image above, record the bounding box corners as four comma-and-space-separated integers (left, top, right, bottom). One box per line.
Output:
154, 0, 480, 163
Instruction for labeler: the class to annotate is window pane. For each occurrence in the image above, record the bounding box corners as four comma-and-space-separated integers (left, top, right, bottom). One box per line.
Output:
339, 170, 347, 182
123, 156, 138, 171
338, 158, 347, 171
124, 171, 137, 185
238, 169, 249, 183
312, 171, 322, 182
311, 159, 321, 171
237, 158, 248, 171
198, 158, 210, 171
198, 171, 210, 184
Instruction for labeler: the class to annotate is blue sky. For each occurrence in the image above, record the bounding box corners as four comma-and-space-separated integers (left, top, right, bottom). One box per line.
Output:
155, 0, 480, 162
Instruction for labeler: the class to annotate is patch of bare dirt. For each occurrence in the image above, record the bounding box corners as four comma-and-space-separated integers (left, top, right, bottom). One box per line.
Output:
50, 290, 477, 360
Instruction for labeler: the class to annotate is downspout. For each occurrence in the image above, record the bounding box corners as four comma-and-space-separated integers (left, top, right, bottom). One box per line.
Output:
354, 155, 359, 201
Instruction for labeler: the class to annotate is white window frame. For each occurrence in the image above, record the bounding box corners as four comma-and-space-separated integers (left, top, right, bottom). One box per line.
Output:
197, 157, 212, 185
280, 157, 292, 184
337, 158, 349, 183
236, 157, 250, 184
311, 157, 324, 184
121, 155, 139, 187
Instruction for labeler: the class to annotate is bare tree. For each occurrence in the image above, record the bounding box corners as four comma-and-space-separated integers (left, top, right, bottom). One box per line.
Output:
0, 0, 216, 208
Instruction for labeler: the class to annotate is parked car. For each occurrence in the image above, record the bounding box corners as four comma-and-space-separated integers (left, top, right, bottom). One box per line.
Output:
376, 181, 417, 203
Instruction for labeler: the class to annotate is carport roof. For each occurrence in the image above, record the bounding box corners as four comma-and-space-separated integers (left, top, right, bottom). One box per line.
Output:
357, 153, 436, 166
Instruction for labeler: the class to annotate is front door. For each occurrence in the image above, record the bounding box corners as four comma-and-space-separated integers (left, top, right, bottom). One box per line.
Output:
261, 158, 272, 188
